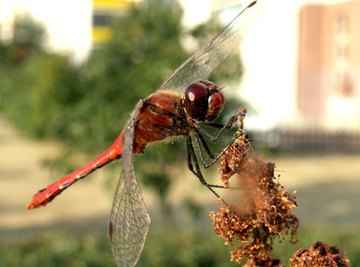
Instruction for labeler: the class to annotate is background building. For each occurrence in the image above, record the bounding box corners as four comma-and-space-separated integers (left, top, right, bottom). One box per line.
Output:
298, 1, 360, 130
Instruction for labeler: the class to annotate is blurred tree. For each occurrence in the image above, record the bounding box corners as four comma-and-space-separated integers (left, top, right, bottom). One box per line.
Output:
0, 0, 247, 221
72, 0, 187, 153
142, 169, 173, 226
0, 16, 45, 66
0, 17, 46, 110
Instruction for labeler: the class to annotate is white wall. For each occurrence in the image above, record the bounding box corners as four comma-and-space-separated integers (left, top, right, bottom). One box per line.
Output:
240, 0, 302, 129
0, 0, 92, 63
0, 0, 17, 41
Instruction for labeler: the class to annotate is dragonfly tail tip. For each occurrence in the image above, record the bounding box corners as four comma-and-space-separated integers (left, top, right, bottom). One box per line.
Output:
27, 201, 39, 210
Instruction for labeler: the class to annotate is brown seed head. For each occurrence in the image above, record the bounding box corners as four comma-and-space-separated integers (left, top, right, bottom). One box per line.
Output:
289, 241, 350, 267
210, 110, 298, 265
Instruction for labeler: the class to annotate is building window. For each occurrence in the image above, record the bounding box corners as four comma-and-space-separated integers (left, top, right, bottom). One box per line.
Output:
93, 14, 112, 27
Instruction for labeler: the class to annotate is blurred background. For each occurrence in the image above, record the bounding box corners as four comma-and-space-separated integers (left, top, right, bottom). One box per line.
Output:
0, 0, 360, 266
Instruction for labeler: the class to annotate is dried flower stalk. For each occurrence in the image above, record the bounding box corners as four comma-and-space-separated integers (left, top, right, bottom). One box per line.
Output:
209, 108, 298, 266
209, 109, 351, 266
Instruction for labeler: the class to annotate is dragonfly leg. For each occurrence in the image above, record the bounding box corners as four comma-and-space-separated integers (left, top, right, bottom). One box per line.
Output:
198, 108, 246, 142
192, 109, 248, 168
186, 136, 231, 198
193, 127, 248, 169
193, 130, 216, 160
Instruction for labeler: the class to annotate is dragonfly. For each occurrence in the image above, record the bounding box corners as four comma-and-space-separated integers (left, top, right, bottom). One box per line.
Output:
27, 1, 259, 266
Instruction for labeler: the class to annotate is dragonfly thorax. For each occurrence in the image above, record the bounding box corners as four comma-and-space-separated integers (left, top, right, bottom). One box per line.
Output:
183, 80, 224, 122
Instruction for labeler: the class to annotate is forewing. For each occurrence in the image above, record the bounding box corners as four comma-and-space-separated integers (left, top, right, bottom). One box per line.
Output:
109, 101, 151, 267
159, 0, 260, 92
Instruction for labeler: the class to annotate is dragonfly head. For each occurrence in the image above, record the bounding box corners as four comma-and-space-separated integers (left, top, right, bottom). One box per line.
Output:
183, 80, 224, 122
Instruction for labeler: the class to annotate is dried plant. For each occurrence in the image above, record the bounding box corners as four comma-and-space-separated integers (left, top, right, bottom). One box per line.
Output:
209, 109, 349, 266
289, 241, 350, 267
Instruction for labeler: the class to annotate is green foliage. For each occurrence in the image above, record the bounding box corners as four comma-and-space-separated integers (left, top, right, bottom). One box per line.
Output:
142, 171, 171, 200
1, 225, 358, 267
1, 53, 85, 139
12, 16, 45, 50
0, 16, 44, 68
0, 234, 114, 267
272, 225, 360, 265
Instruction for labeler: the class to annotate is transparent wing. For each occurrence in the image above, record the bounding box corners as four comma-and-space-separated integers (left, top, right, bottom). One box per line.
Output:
159, 0, 260, 92
109, 101, 151, 267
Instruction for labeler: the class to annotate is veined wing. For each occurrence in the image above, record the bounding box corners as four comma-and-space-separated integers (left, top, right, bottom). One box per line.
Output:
109, 101, 151, 267
159, 0, 260, 92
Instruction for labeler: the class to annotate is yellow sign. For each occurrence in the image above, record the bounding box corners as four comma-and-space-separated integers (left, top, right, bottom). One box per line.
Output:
93, 0, 131, 9
92, 27, 113, 43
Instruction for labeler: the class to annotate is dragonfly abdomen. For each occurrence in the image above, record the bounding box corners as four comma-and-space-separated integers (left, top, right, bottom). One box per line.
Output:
27, 131, 125, 209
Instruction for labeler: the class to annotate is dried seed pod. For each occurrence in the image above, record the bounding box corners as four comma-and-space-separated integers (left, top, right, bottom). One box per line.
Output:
289, 241, 350, 267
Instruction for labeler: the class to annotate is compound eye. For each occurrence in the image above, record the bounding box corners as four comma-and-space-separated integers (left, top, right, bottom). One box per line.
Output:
184, 81, 209, 121
206, 91, 224, 121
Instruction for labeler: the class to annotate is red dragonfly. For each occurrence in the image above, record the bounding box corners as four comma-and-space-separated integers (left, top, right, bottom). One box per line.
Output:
27, 1, 259, 266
